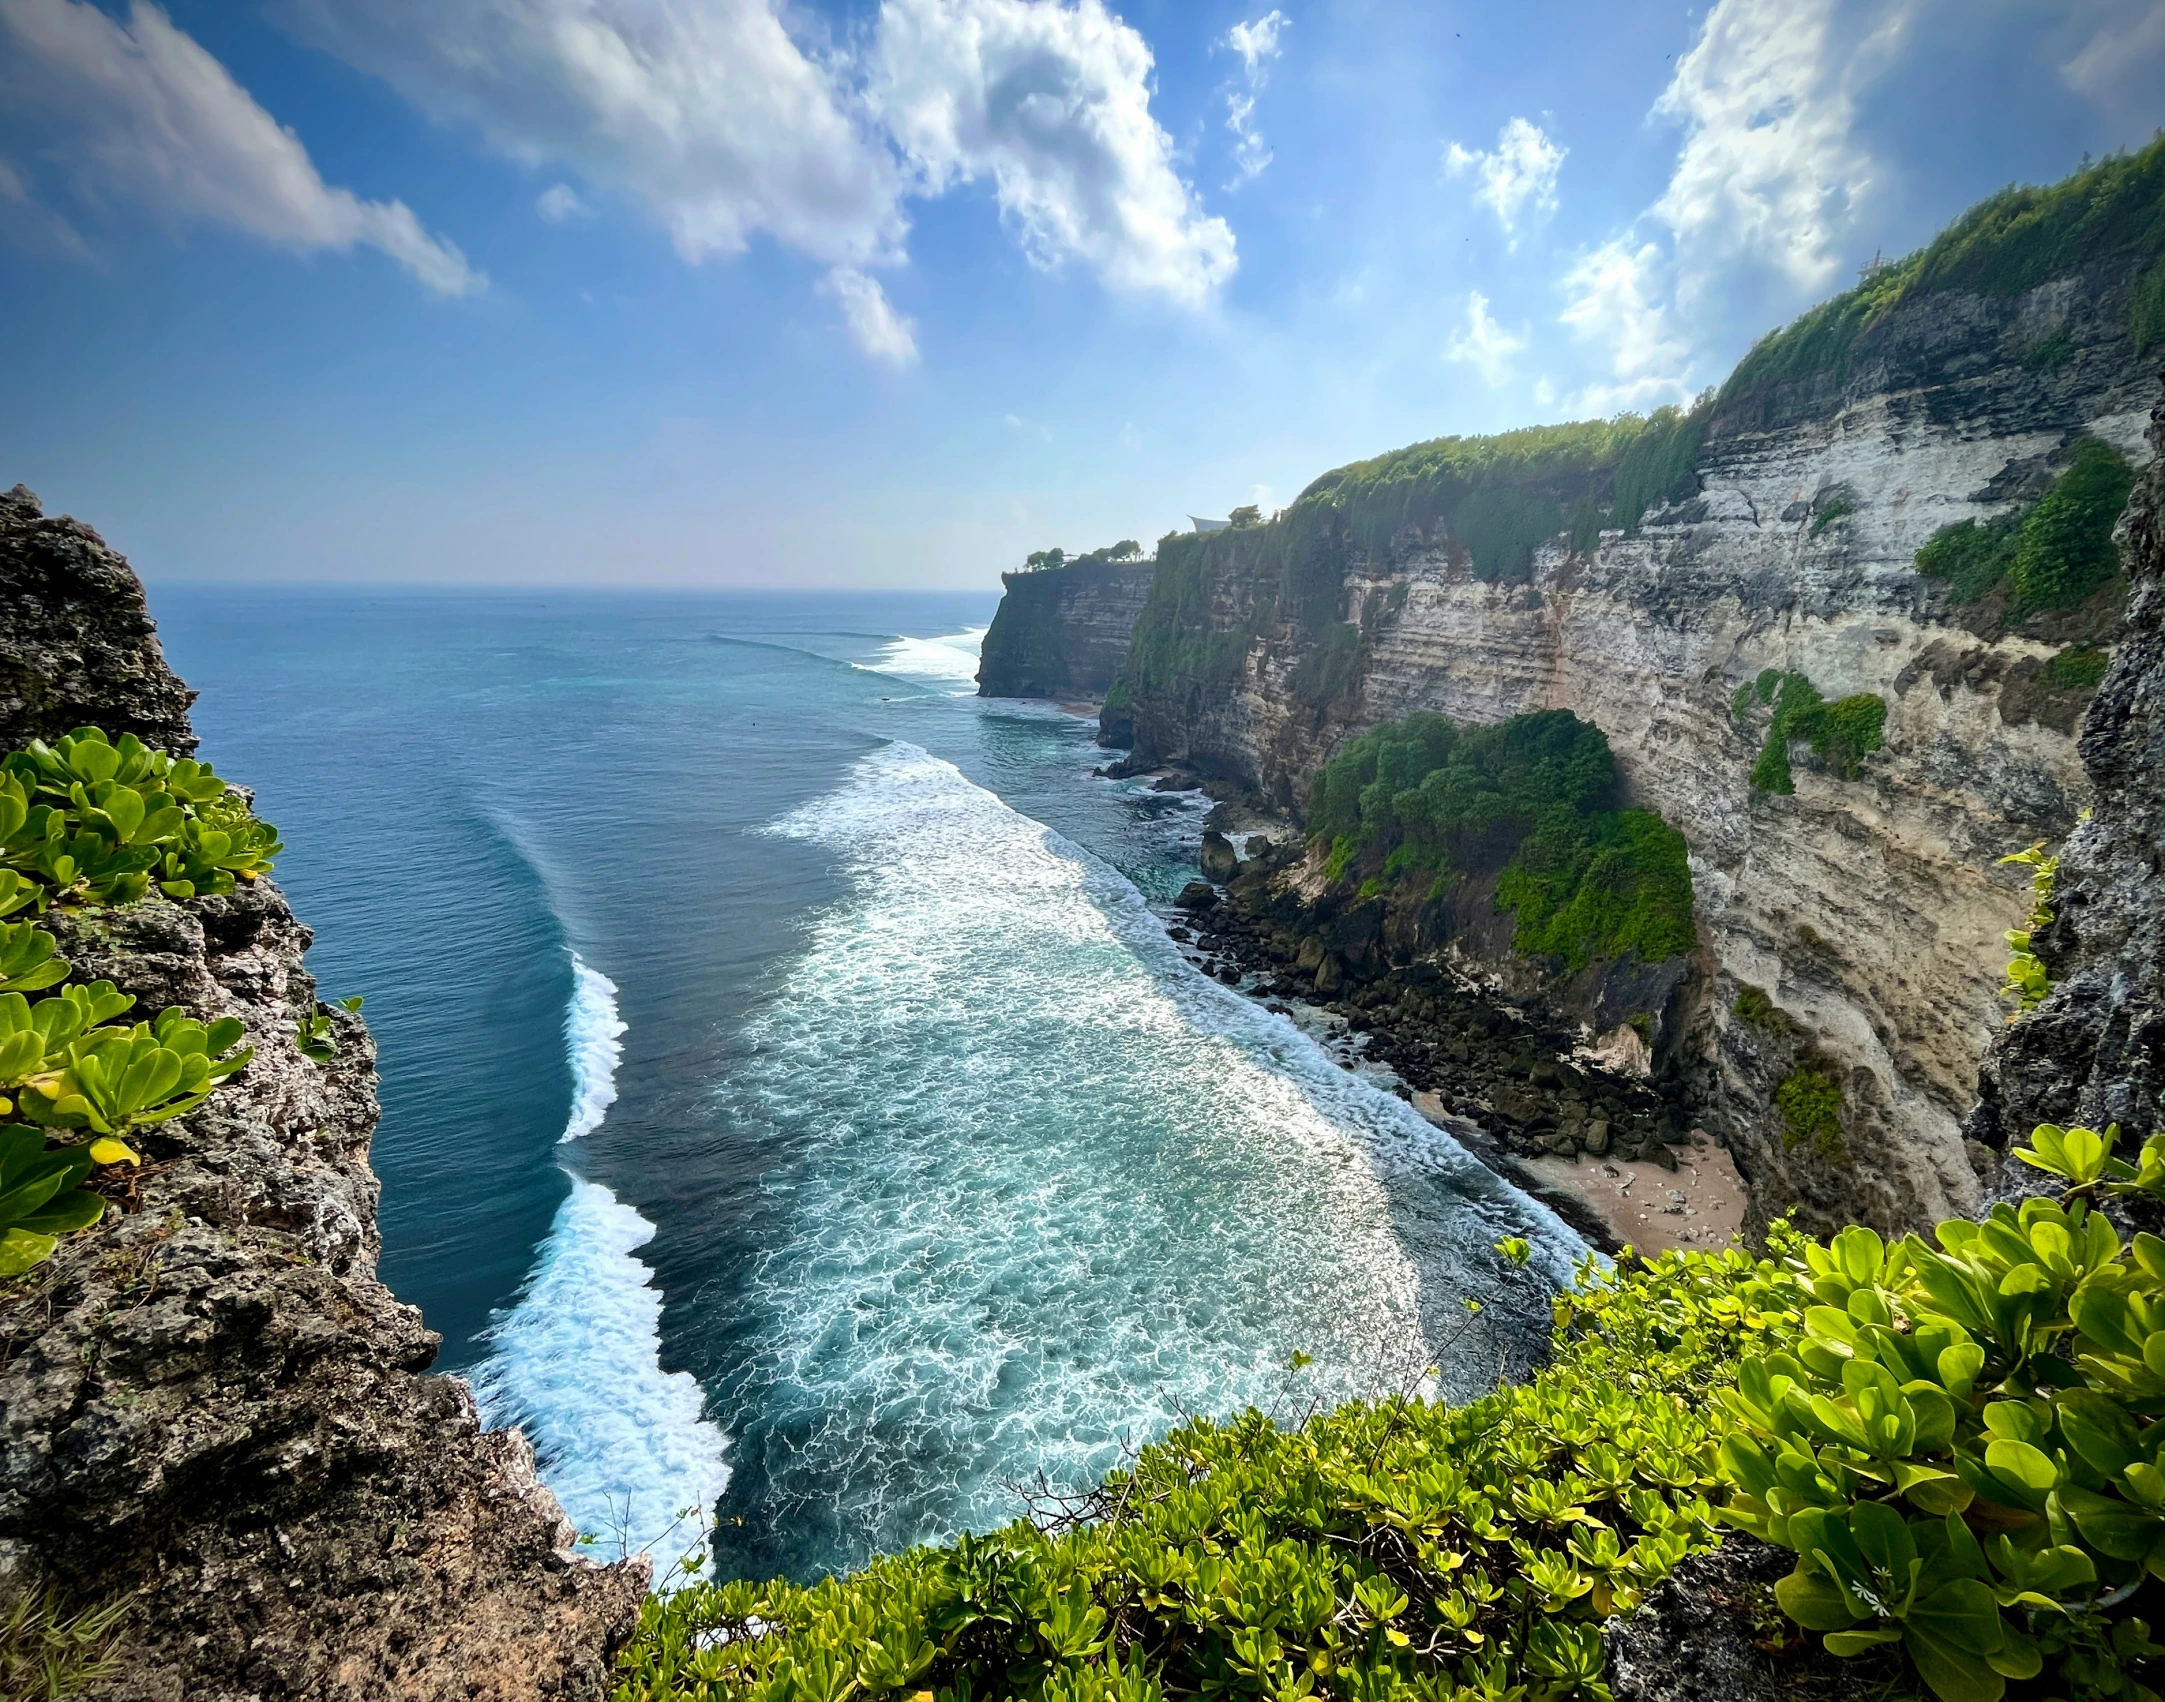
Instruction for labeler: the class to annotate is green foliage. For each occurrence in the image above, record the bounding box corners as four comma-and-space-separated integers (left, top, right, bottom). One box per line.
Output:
1719, 1138, 2165, 1702
1305, 711, 1695, 969
1917, 517, 2024, 605
0, 1123, 117, 1277
1106, 540, 1142, 562
1775, 1069, 1844, 1158
1912, 438, 2134, 618
1228, 505, 1263, 528
1996, 841, 2060, 1021
297, 996, 364, 1064
620, 1238, 1807, 1702
2022, 328, 2074, 371
0, 729, 281, 908
1811, 500, 1858, 537
1496, 808, 1697, 972
0, 1583, 130, 1699
17, 1007, 250, 1137
1743, 674, 1886, 792
1722, 139, 2165, 406
2134, 255, 2165, 354
1734, 985, 1791, 1036
2046, 646, 2112, 690
1610, 401, 1711, 535
2009, 439, 2138, 615
1290, 622, 1364, 706
1025, 549, 1068, 572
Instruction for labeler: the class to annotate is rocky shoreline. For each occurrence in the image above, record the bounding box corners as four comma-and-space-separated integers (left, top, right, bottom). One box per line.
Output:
1114, 768, 1742, 1254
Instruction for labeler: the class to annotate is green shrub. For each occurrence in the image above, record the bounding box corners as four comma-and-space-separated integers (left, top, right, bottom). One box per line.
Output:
1775, 1068, 1844, 1158
1913, 439, 2135, 617
618, 1237, 1807, 1702
1744, 675, 1886, 791
1610, 400, 1711, 535
1917, 517, 2024, 605
1810, 500, 1857, 537
1306, 710, 1696, 968
1720, 1123, 2165, 1702
0, 729, 281, 908
0, 1123, 127, 1277
1734, 985, 1791, 1035
2009, 439, 2137, 615
2133, 254, 2165, 354
1995, 841, 2058, 1020
2045, 646, 2112, 690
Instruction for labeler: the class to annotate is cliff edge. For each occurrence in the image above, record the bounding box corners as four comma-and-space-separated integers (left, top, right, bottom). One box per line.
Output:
0, 488, 647, 1699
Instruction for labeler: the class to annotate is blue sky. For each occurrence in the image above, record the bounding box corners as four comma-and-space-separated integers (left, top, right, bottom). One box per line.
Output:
3, 0, 2162, 588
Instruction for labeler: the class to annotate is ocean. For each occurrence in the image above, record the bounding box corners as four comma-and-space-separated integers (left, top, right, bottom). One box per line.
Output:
152, 589, 1584, 1583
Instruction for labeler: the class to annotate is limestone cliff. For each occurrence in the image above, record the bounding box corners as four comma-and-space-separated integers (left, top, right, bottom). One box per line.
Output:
1971, 373, 2165, 1152
1040, 153, 2165, 1238
976, 552, 1155, 699
0, 489, 646, 1699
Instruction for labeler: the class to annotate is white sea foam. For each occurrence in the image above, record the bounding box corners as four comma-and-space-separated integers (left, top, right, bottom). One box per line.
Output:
721, 740, 1585, 1564
559, 954, 627, 1143
865, 627, 985, 693
474, 1180, 732, 1580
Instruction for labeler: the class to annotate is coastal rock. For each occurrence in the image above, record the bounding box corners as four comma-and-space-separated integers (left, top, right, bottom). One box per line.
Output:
1199, 830, 1240, 881
975, 551, 1156, 699
0, 502, 647, 1699
1077, 268, 2159, 1237
0, 484, 197, 754
1971, 370, 2165, 1153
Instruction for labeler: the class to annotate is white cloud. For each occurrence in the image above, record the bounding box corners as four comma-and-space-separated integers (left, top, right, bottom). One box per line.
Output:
1220, 10, 1287, 186
0, 0, 481, 293
821, 265, 919, 365
873, 0, 1235, 306
1444, 290, 1528, 388
1556, 0, 1913, 410
2061, 0, 2165, 128
280, 0, 906, 268
536, 181, 590, 223
1649, 0, 1908, 302
1558, 239, 1691, 411
1443, 116, 1564, 244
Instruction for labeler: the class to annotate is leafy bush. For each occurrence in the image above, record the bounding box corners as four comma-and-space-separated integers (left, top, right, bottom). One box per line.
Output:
1609, 400, 1711, 535
2009, 439, 2138, 615
1996, 842, 2059, 1021
1744, 674, 1886, 792
1720, 1120, 2165, 1702
2134, 255, 2165, 355
1306, 711, 1696, 968
618, 1237, 1807, 1702
0, 729, 281, 908
1917, 517, 2024, 604
1775, 1069, 1844, 1158
1913, 439, 2136, 617
1734, 985, 1792, 1035
1810, 500, 1858, 537
0, 1123, 130, 1277
2045, 646, 2112, 690
17, 1007, 250, 1137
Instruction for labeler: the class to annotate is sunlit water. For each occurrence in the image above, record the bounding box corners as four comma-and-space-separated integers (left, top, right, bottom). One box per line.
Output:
154, 590, 1583, 1583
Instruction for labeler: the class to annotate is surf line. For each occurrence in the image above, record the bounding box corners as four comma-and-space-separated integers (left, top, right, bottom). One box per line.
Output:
474, 950, 730, 1584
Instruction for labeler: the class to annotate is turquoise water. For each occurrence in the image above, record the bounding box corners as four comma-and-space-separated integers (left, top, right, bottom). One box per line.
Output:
153, 590, 1582, 1582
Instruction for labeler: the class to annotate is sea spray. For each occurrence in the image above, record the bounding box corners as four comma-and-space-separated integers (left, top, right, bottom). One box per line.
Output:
560, 954, 627, 1143
863, 628, 986, 693
477, 953, 730, 1579
705, 741, 1582, 1576
474, 1181, 731, 1578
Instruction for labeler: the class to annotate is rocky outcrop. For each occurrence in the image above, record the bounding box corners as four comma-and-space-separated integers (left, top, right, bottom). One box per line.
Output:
1971, 376, 2165, 1150
1055, 236, 2161, 1238
0, 486, 197, 755
976, 553, 1155, 699
0, 504, 647, 1698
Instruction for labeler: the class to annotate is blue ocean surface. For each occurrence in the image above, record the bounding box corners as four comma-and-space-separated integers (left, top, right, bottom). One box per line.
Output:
153, 589, 1583, 1582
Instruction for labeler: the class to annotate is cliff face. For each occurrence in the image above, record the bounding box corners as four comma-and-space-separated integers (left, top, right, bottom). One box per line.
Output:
0, 490, 646, 1699
976, 554, 1155, 699
1085, 253, 2160, 1237
1972, 380, 2165, 1151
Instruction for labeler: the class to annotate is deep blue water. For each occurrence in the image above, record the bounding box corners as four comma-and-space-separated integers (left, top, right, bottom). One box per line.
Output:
153, 589, 1582, 1582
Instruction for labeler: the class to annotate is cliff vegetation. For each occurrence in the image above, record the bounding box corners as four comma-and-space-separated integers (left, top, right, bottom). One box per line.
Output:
1307, 710, 1696, 972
